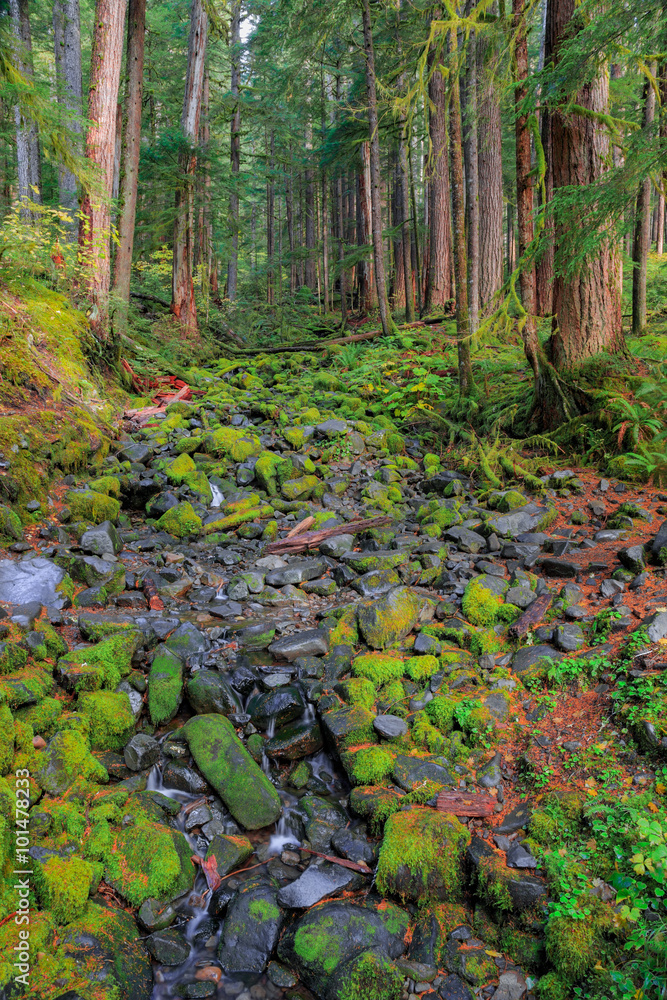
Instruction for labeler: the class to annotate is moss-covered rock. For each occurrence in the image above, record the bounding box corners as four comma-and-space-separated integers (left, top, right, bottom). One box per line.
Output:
0, 504, 22, 542
462, 577, 504, 626
336, 950, 404, 1000
147, 645, 183, 726
97, 817, 194, 906
36, 730, 108, 796
156, 501, 202, 538
56, 631, 142, 692
352, 652, 404, 685
0, 703, 14, 774
545, 897, 612, 982
33, 853, 95, 924
205, 833, 253, 878
65, 489, 120, 524
376, 808, 470, 903
404, 654, 439, 681
357, 587, 422, 650
183, 714, 281, 830
206, 426, 262, 462
281, 475, 319, 500
164, 451, 196, 484
0, 640, 28, 676
344, 746, 395, 785
78, 690, 135, 751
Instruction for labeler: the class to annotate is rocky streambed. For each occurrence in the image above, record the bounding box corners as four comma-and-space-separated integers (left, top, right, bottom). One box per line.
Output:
1, 354, 667, 1000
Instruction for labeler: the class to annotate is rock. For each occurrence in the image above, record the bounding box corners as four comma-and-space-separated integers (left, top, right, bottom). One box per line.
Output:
341, 550, 409, 574
331, 827, 377, 866
205, 833, 253, 878
477, 752, 502, 789
217, 877, 284, 977
316, 418, 348, 438
269, 629, 329, 661
36, 730, 108, 796
162, 760, 208, 794
393, 755, 454, 792
248, 685, 305, 729
124, 733, 160, 771
265, 558, 327, 587
182, 714, 281, 829
619, 545, 646, 574
538, 557, 580, 577
493, 971, 528, 1000
650, 519, 667, 560
511, 645, 563, 676
494, 801, 533, 834
265, 718, 323, 759
350, 568, 401, 597
320, 534, 355, 557
165, 622, 211, 660
145, 927, 190, 965
187, 670, 241, 717
438, 974, 474, 1000
377, 810, 470, 902
645, 611, 667, 643
0, 557, 66, 606
80, 520, 123, 557
267, 961, 298, 988
277, 859, 361, 908
148, 646, 184, 726
58, 902, 153, 999
373, 715, 408, 740
443, 526, 486, 553
506, 843, 537, 868
554, 622, 585, 652
505, 587, 537, 609
118, 442, 152, 464
600, 578, 625, 598
322, 704, 376, 751
357, 586, 422, 650
137, 898, 177, 932
277, 899, 409, 998
485, 503, 548, 537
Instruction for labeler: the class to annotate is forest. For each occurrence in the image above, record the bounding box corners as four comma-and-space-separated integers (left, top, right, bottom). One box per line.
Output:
1, 2, 667, 1000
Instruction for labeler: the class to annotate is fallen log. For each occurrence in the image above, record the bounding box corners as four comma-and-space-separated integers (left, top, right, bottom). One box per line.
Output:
265, 516, 393, 555
436, 791, 496, 818
130, 291, 171, 309
285, 515, 315, 538
508, 593, 552, 640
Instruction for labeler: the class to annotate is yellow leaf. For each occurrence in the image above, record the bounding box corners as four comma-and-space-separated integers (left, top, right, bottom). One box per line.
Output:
485, 950, 503, 958
656, 783, 666, 795
648, 802, 659, 813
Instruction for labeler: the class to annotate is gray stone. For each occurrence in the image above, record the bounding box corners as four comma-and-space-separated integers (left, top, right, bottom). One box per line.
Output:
443, 526, 486, 554
118, 442, 152, 464
646, 611, 667, 643
265, 559, 327, 587
511, 645, 563, 675
319, 534, 355, 557
316, 419, 348, 438
493, 971, 528, 1000
651, 519, 667, 560
485, 503, 548, 538
506, 843, 537, 868
373, 715, 408, 740
477, 752, 502, 789
554, 622, 585, 652
0, 557, 66, 607
277, 859, 360, 908
494, 801, 533, 834
619, 545, 646, 574
80, 520, 122, 557
505, 587, 537, 609
600, 578, 625, 598
269, 628, 330, 661
350, 568, 401, 597
124, 733, 160, 771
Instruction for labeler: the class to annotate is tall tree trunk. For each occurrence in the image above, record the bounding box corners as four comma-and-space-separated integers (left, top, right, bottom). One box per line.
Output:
10, 0, 41, 215
79, 0, 127, 335
408, 143, 423, 315
266, 130, 275, 305
658, 59, 667, 256
397, 21, 414, 321
632, 65, 657, 335
171, 0, 208, 332
513, 0, 540, 382
358, 140, 376, 311
53, 0, 82, 224
336, 169, 347, 321
548, 0, 623, 367
286, 158, 296, 294
304, 121, 316, 291
227, 0, 241, 300
535, 104, 554, 315
361, 0, 393, 335
477, 26, 503, 313
424, 13, 453, 313
391, 152, 406, 309
449, 23, 474, 394
112, 0, 146, 323
463, 6, 479, 335
321, 74, 330, 312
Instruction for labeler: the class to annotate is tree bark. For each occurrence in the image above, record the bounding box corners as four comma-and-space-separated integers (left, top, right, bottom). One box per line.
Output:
358, 140, 376, 311
513, 0, 540, 381
112, 0, 146, 321
424, 13, 453, 313
390, 152, 406, 310
449, 24, 474, 394
286, 157, 296, 294
361, 0, 393, 336
79, 0, 127, 334
227, 0, 241, 301
171, 0, 208, 333
53, 0, 82, 223
548, 0, 623, 367
10, 0, 41, 216
632, 65, 657, 335
477, 26, 503, 313
535, 104, 554, 315
266, 129, 275, 304
658, 60, 667, 256
462, 9, 479, 335
304, 120, 316, 291
396, 20, 414, 322
336, 168, 347, 320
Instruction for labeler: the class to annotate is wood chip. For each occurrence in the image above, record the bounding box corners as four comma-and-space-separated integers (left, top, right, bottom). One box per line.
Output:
436, 791, 496, 817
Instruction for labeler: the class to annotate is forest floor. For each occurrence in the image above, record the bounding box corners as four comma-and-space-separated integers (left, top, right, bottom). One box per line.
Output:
0, 280, 666, 1000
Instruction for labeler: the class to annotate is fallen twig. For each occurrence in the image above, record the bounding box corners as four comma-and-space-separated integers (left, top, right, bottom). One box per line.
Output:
508, 593, 552, 639
286, 515, 315, 539
299, 848, 371, 873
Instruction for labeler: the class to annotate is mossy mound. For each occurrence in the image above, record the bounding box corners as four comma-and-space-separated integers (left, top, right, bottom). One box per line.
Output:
36, 730, 108, 796
64, 490, 120, 525
462, 578, 504, 626
352, 653, 404, 685
337, 950, 404, 1000
155, 501, 202, 538
357, 587, 422, 649
33, 853, 95, 924
147, 646, 184, 725
376, 808, 470, 903
78, 690, 135, 751
344, 746, 395, 785
56, 631, 142, 692
206, 426, 262, 462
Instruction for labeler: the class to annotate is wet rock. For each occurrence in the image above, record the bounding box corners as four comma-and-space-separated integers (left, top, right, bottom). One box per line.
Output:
162, 759, 208, 794
248, 685, 305, 729
331, 827, 377, 866
437, 974, 474, 1000
377, 809, 469, 902
0, 557, 66, 606
145, 927, 190, 965
505, 587, 537, 609
277, 859, 362, 908
357, 586, 422, 649
506, 843, 537, 868
148, 645, 184, 726
137, 898, 177, 932
205, 834, 253, 878
265, 558, 327, 587
277, 899, 409, 997
36, 730, 108, 795
175, 983, 216, 999
350, 568, 401, 597
493, 971, 528, 1000
59, 902, 153, 999
217, 877, 284, 977
619, 544, 646, 574
319, 534, 355, 557
182, 714, 281, 829
267, 961, 298, 988
119, 442, 152, 464
269, 629, 329, 661
123, 733, 160, 772
265, 718, 323, 759
187, 670, 241, 717
165, 622, 211, 660
393, 754, 454, 792
373, 715, 408, 740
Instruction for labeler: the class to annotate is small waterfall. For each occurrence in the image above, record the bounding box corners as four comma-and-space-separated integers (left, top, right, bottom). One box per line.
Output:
209, 483, 224, 508
267, 792, 301, 855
